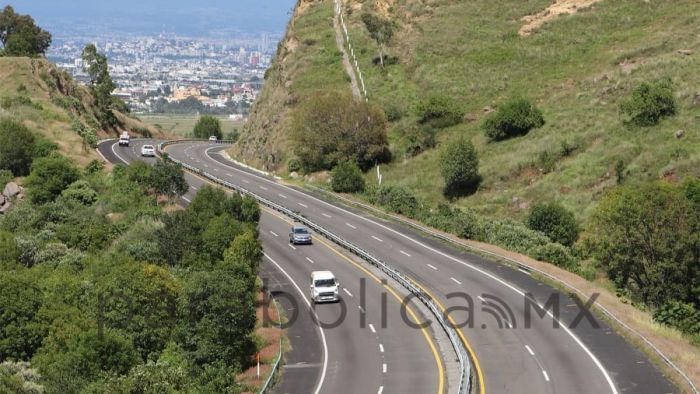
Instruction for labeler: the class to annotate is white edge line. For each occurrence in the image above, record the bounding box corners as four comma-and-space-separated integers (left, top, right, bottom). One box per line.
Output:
265, 253, 328, 394
526, 345, 535, 356
109, 141, 130, 165
543, 370, 550, 382
200, 144, 619, 394
182, 196, 191, 203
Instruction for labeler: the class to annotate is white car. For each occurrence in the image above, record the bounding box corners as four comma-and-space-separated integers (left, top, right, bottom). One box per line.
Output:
310, 271, 339, 304
208, 136, 218, 141
141, 144, 156, 157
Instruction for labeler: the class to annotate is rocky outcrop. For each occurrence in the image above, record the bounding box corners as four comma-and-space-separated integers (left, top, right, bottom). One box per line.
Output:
0, 182, 24, 215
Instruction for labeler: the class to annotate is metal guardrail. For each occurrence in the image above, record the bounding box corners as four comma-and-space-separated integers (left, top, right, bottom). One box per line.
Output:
159, 140, 471, 394
304, 185, 699, 394
259, 289, 283, 394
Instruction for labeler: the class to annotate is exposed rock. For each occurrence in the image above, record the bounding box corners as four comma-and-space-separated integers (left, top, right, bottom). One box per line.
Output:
518, 201, 530, 211
289, 171, 299, 179
0, 195, 5, 206
483, 106, 495, 114
0, 201, 11, 214
693, 93, 700, 106
3, 182, 21, 198
675, 130, 685, 139
677, 49, 693, 56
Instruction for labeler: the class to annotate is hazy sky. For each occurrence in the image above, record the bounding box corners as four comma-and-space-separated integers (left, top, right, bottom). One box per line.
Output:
6, 0, 297, 36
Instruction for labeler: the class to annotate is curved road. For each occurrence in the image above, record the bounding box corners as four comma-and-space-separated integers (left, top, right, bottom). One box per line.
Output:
98, 139, 442, 394
156, 140, 677, 394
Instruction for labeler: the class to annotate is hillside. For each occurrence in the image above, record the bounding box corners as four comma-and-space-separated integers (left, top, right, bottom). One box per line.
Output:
236, 0, 700, 221
0, 57, 161, 166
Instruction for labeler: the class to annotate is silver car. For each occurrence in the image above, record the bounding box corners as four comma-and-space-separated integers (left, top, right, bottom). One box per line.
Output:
289, 225, 312, 245
141, 144, 156, 157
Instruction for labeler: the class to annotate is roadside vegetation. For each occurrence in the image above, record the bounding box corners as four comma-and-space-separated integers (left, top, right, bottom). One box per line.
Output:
0, 136, 267, 392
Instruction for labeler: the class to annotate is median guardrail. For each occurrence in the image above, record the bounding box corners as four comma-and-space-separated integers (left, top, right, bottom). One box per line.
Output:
159, 139, 471, 394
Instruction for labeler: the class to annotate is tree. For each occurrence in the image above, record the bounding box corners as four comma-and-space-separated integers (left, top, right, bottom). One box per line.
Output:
201, 215, 244, 263
361, 12, 394, 68
0, 6, 51, 56
0, 231, 18, 269
0, 269, 46, 361
150, 160, 188, 199
193, 115, 222, 139
483, 98, 544, 141
331, 161, 365, 193
526, 203, 579, 247
439, 138, 480, 197
0, 118, 35, 176
620, 78, 676, 126
590, 182, 699, 307
82, 44, 119, 128
26, 155, 80, 204
291, 91, 390, 172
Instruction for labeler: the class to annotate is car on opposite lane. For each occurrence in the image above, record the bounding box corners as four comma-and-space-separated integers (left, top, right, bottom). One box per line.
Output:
141, 144, 156, 157
208, 136, 218, 141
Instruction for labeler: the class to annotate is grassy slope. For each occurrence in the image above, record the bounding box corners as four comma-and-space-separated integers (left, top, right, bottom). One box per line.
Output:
0, 57, 162, 167
139, 114, 243, 137
232, 0, 351, 171
242, 0, 700, 222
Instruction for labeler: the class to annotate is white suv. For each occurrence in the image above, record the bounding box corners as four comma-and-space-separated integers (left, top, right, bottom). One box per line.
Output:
141, 145, 155, 157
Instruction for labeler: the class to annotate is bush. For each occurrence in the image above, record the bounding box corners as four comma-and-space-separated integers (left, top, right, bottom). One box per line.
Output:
483, 98, 544, 141
0, 118, 36, 176
331, 161, 365, 193
439, 137, 480, 197
193, 115, 222, 139
291, 91, 390, 172
526, 203, 579, 246
405, 125, 437, 157
653, 301, 700, 336
530, 243, 573, 268
375, 185, 421, 217
26, 155, 81, 204
61, 180, 98, 205
480, 219, 551, 255
620, 78, 676, 126
0, 169, 12, 190
416, 94, 464, 129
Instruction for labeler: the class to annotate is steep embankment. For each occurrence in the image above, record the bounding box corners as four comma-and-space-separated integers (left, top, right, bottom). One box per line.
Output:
237, 0, 700, 221
0, 57, 160, 166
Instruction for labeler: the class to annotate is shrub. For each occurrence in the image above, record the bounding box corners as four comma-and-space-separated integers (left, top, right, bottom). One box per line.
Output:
0, 231, 18, 269
620, 78, 676, 126
526, 203, 579, 246
26, 155, 81, 204
483, 98, 544, 141
0, 169, 12, 189
331, 161, 365, 193
0, 118, 35, 176
405, 125, 437, 157
31, 135, 58, 159
439, 137, 480, 197
530, 243, 573, 268
193, 115, 222, 139
480, 219, 550, 255
416, 94, 464, 129
375, 185, 421, 217
653, 301, 700, 336
61, 180, 98, 205
287, 158, 301, 173
291, 91, 390, 172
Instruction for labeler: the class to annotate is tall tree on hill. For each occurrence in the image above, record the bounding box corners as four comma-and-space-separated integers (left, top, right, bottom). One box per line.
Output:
361, 12, 394, 68
82, 44, 119, 129
193, 115, 222, 139
0, 6, 51, 57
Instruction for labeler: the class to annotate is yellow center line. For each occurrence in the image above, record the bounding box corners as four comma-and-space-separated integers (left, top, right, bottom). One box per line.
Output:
264, 207, 445, 394
172, 154, 448, 394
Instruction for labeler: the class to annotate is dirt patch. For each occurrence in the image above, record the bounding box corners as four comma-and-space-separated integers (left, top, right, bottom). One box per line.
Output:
520, 0, 604, 36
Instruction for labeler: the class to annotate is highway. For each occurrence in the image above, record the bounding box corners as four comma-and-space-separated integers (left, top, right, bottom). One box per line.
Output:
154, 140, 678, 394
98, 139, 442, 394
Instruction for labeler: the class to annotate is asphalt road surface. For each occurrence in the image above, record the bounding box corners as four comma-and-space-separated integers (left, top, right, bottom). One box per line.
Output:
98, 139, 441, 394
153, 140, 678, 394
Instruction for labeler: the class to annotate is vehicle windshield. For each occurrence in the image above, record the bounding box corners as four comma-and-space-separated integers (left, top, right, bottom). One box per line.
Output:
143, 145, 153, 149
314, 279, 335, 287
294, 228, 308, 234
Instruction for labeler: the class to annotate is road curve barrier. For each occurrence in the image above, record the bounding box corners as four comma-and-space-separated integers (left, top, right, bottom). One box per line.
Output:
158, 139, 472, 394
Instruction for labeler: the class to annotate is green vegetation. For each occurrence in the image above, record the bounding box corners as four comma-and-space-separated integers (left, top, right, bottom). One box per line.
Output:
139, 113, 242, 137
0, 6, 51, 57
0, 118, 35, 176
483, 98, 545, 141
417, 94, 464, 130
439, 138, 479, 197
620, 78, 676, 126
193, 114, 223, 139
526, 203, 579, 247
331, 161, 365, 193
291, 91, 390, 172
81, 44, 120, 129
360, 12, 394, 68
0, 150, 263, 392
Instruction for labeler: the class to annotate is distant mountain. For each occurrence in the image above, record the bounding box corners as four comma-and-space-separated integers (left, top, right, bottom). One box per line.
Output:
7, 0, 296, 36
